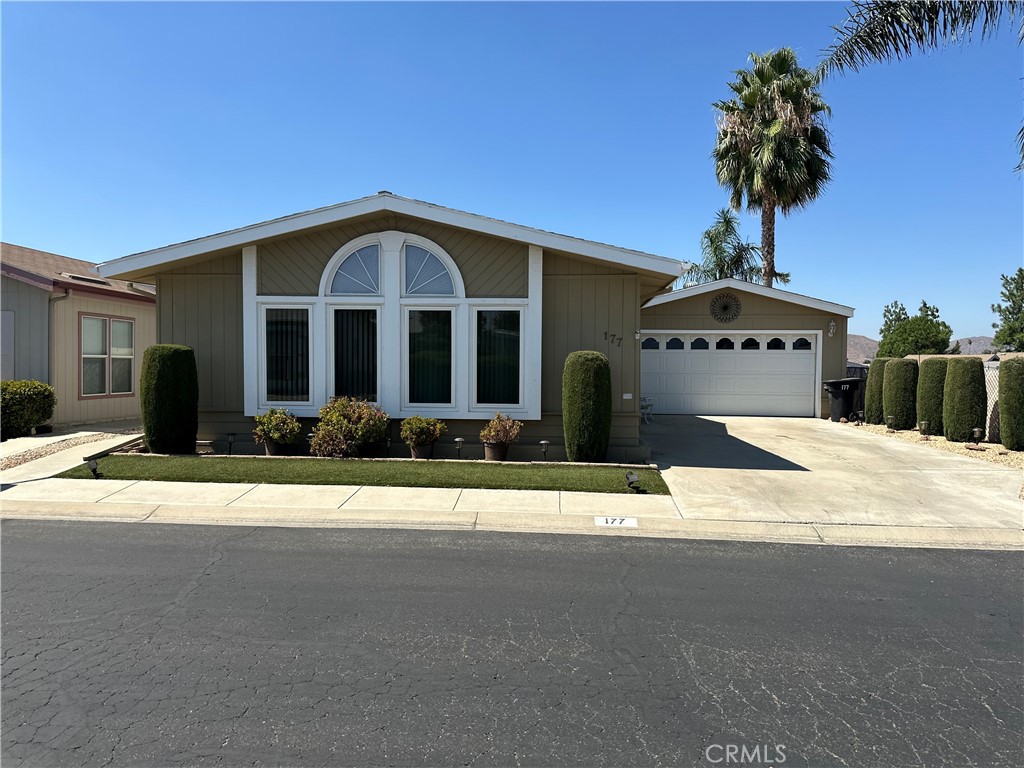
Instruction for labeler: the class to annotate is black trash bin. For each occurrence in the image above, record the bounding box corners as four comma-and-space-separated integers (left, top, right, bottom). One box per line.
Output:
822, 378, 866, 422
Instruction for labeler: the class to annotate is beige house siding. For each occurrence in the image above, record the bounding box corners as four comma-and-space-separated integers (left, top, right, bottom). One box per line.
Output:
1, 276, 49, 382
50, 293, 156, 426
257, 214, 528, 298
155, 253, 244, 413
640, 288, 849, 415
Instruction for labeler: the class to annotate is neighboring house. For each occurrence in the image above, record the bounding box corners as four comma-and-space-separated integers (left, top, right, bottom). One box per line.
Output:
639, 278, 854, 418
96, 193, 853, 458
1, 243, 156, 427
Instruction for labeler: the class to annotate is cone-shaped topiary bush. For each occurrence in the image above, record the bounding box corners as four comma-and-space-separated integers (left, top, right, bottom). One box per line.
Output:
943, 357, 987, 443
883, 359, 918, 430
864, 357, 890, 424
999, 357, 1024, 451
562, 350, 612, 462
140, 344, 198, 454
916, 358, 948, 437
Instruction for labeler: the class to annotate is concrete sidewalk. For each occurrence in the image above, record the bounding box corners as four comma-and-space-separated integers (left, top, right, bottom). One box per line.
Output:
1, 477, 1020, 550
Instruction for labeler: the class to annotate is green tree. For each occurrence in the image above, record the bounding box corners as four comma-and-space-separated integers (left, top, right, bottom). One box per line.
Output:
992, 267, 1024, 350
818, 1, 1023, 170
712, 48, 833, 288
877, 300, 954, 357
683, 209, 790, 285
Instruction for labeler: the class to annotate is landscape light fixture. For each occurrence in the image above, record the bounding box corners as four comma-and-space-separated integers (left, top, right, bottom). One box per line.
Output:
625, 471, 640, 492
87, 459, 102, 479
539, 440, 550, 460
972, 427, 984, 445
227, 433, 236, 456
919, 421, 929, 441
886, 415, 895, 432
454, 437, 465, 459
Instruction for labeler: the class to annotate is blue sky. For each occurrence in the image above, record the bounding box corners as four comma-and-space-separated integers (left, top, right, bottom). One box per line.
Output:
3, 1, 1021, 340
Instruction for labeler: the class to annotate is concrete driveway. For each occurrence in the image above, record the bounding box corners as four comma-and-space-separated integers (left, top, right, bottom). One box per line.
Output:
644, 416, 1023, 530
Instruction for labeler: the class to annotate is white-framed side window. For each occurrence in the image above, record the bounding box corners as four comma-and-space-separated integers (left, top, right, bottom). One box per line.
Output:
472, 306, 524, 409
259, 304, 313, 406
244, 231, 541, 419
80, 314, 135, 398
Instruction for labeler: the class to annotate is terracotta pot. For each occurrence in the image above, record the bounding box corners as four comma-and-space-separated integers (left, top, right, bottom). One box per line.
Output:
483, 442, 509, 461
410, 442, 434, 460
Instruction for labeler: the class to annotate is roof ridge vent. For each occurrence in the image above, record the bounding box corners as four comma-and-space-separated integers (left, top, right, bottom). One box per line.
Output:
61, 272, 110, 286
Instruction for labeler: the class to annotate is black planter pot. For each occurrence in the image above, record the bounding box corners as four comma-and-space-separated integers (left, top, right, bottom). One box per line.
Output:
483, 442, 509, 461
409, 442, 434, 460
360, 441, 390, 458
264, 440, 301, 456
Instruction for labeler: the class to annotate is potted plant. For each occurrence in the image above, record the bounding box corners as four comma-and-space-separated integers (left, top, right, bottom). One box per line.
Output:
479, 412, 523, 461
252, 408, 304, 456
400, 416, 447, 459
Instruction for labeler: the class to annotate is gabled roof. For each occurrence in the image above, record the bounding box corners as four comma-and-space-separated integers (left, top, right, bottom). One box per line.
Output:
1, 243, 156, 302
642, 277, 855, 317
96, 192, 687, 280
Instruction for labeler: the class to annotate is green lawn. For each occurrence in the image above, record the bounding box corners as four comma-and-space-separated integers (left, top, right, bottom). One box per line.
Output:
59, 455, 670, 495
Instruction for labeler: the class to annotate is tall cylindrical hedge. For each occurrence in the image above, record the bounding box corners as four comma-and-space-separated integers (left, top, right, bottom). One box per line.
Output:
883, 359, 918, 430
0, 380, 56, 440
140, 344, 198, 454
864, 357, 890, 424
943, 357, 987, 443
999, 357, 1024, 451
562, 351, 612, 462
916, 358, 948, 437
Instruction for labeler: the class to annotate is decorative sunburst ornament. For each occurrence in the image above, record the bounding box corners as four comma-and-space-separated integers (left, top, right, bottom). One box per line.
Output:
710, 292, 742, 323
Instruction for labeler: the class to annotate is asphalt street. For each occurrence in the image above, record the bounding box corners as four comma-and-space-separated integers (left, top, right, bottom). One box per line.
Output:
2, 520, 1021, 767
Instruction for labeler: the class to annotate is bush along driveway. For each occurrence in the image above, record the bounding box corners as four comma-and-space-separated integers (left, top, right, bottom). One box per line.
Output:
58, 455, 669, 495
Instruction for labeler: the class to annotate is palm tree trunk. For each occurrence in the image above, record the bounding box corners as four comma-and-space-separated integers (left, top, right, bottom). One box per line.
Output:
761, 200, 776, 288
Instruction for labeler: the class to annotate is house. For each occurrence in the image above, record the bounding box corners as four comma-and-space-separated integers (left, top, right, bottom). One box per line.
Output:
96, 193, 853, 458
1, 243, 156, 427
640, 278, 854, 418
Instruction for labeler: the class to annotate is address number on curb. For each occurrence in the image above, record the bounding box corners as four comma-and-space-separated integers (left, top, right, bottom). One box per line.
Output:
594, 516, 638, 528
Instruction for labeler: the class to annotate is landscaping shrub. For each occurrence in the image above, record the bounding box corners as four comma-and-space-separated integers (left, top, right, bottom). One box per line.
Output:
252, 408, 303, 446
883, 359, 918, 430
310, 397, 389, 458
864, 357, 890, 424
479, 413, 523, 445
0, 380, 56, 440
999, 357, 1024, 451
916, 358, 947, 437
942, 357, 987, 442
399, 416, 447, 447
140, 344, 198, 454
562, 350, 612, 462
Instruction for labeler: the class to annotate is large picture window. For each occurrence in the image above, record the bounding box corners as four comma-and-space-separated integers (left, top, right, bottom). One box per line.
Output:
334, 308, 377, 401
265, 307, 310, 402
81, 315, 134, 397
476, 309, 521, 406
408, 309, 452, 405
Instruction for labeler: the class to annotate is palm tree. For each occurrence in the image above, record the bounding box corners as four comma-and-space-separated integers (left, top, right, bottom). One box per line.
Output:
684, 209, 790, 286
818, 1, 1022, 169
712, 49, 833, 288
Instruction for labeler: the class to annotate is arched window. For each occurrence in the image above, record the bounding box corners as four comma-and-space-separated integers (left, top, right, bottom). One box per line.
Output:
329, 244, 380, 295
793, 337, 812, 351
642, 337, 660, 350
404, 244, 455, 296
666, 337, 684, 350
716, 338, 735, 350
767, 337, 785, 350
690, 337, 709, 350
741, 337, 759, 350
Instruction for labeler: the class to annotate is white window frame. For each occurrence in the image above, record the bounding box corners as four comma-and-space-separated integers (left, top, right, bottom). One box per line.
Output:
327, 303, 382, 404
81, 315, 135, 398
402, 305, 457, 411
471, 305, 525, 411
258, 303, 314, 408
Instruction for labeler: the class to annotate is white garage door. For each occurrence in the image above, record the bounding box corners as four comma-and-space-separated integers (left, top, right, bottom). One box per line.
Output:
641, 332, 818, 417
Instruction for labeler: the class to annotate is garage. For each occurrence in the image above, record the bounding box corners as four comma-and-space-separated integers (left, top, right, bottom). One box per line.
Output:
639, 278, 854, 418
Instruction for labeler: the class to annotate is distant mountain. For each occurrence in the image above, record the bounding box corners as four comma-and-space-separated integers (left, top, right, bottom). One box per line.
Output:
846, 334, 997, 361
954, 336, 996, 355
847, 334, 879, 363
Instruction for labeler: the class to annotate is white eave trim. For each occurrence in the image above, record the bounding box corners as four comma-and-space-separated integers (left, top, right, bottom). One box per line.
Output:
642, 278, 855, 318
97, 193, 687, 280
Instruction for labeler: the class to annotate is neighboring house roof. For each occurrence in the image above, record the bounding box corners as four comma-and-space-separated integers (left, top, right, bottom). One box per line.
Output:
642, 277, 855, 317
1, 243, 155, 302
96, 192, 688, 280
905, 352, 1024, 363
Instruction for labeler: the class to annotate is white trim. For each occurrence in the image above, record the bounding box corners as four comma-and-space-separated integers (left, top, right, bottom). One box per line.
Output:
97, 193, 686, 280
242, 246, 259, 417
470, 305, 525, 411
640, 329, 824, 418
258, 303, 315, 408
318, 235, 383, 297
326, 304, 382, 403
525, 245, 543, 420
643, 278, 855, 317
402, 306, 457, 411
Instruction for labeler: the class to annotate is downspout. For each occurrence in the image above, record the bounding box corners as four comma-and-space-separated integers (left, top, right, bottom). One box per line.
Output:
43, 288, 72, 421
